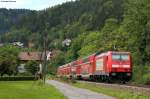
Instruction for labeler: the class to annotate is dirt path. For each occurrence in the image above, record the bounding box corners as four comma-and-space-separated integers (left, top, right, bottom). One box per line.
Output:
46, 80, 115, 99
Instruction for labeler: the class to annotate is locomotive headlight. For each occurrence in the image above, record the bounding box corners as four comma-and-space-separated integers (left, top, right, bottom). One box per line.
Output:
111, 73, 116, 76
126, 73, 131, 76
123, 65, 130, 68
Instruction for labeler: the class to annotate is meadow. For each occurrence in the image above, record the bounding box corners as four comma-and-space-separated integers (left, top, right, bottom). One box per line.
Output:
0, 81, 66, 99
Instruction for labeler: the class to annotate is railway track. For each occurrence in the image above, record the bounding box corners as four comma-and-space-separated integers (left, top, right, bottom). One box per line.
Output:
77, 80, 150, 95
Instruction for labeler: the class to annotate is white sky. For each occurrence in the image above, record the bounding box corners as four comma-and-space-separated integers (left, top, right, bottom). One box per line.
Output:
0, 0, 75, 10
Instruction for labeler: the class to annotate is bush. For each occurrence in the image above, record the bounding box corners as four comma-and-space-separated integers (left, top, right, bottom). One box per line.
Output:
17, 72, 33, 76
70, 78, 77, 83
59, 76, 76, 83
47, 74, 56, 80
143, 73, 150, 85
25, 61, 39, 75
2, 74, 9, 77
132, 65, 150, 84
61, 76, 68, 82
0, 76, 37, 81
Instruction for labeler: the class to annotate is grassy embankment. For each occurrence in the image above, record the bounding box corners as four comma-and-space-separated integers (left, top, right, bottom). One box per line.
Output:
0, 81, 67, 99
56, 76, 149, 99
72, 82, 150, 99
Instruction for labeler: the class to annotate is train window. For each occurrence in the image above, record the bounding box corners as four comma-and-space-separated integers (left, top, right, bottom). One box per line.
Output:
112, 54, 129, 61
96, 58, 103, 70
112, 54, 120, 60
121, 55, 129, 61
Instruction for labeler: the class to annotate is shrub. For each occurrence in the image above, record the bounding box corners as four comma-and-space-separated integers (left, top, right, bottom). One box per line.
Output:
25, 61, 39, 75
59, 76, 76, 83
143, 73, 150, 85
47, 74, 56, 80
61, 76, 68, 82
0, 76, 37, 81
2, 74, 9, 77
132, 65, 150, 84
70, 78, 77, 83
17, 72, 33, 76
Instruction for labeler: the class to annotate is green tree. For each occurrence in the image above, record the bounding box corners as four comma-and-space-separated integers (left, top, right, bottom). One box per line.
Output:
98, 18, 119, 50
77, 32, 100, 57
78, 45, 97, 57
0, 45, 20, 76
25, 61, 39, 75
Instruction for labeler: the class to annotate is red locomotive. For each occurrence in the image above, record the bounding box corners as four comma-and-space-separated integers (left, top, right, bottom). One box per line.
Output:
57, 51, 132, 82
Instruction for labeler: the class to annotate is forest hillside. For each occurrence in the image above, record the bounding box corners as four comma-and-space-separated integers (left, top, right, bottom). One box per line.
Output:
0, 0, 150, 84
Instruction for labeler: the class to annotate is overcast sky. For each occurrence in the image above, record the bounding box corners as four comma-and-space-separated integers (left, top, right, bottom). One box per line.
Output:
0, 0, 75, 10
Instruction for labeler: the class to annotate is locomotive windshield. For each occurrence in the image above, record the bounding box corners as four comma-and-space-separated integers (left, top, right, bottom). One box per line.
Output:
112, 54, 129, 61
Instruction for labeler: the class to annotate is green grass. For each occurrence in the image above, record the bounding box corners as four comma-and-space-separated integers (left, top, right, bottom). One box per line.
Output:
0, 81, 67, 99
73, 82, 150, 99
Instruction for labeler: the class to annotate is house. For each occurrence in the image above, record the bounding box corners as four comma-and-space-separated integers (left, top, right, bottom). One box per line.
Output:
12, 42, 24, 47
62, 39, 72, 47
18, 51, 52, 73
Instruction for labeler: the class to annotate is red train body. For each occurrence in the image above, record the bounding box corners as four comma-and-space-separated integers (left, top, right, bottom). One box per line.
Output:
57, 51, 132, 82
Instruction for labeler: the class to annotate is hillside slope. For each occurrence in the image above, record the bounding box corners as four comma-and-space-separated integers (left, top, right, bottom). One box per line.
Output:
0, 0, 124, 46
0, 8, 32, 34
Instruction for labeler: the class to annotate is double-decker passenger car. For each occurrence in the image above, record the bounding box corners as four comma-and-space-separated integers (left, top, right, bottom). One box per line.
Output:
57, 51, 132, 82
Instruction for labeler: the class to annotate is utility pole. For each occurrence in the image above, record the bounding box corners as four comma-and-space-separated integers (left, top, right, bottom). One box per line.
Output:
43, 37, 47, 84
42, 22, 49, 84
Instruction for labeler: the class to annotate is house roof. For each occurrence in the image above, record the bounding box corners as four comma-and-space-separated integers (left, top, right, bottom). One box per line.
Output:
18, 51, 50, 61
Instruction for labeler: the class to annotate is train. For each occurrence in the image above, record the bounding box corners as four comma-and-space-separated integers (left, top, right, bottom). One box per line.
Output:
57, 51, 132, 82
